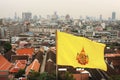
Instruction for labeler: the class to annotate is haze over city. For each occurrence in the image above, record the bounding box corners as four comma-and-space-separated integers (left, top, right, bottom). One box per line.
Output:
1, 0, 120, 80
0, 0, 120, 19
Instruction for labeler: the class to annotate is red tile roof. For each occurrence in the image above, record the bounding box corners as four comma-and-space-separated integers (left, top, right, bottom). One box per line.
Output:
0, 55, 12, 71
73, 73, 89, 80
16, 60, 27, 64
0, 71, 9, 76
16, 60, 26, 69
25, 59, 40, 75
9, 67, 19, 73
16, 48, 34, 57
9, 60, 27, 73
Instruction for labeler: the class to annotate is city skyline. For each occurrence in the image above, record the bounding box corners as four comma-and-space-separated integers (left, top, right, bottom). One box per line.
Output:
0, 0, 120, 19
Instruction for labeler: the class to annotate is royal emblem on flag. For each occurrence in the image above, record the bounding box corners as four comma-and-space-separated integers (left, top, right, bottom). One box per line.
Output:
57, 31, 107, 71
76, 48, 89, 65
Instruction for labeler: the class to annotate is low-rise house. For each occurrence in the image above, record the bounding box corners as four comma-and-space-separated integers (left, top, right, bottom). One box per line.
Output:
0, 54, 12, 80
25, 59, 40, 75
10, 60, 27, 73
16, 48, 34, 58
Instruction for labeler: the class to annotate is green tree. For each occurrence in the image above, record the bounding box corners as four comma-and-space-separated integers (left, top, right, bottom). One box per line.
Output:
3, 42, 12, 53
58, 71, 75, 80
109, 75, 120, 80
46, 72, 56, 80
15, 69, 25, 78
28, 71, 75, 80
39, 72, 47, 80
27, 70, 40, 80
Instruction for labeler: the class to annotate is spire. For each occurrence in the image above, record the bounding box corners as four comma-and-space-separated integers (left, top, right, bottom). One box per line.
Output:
81, 48, 85, 52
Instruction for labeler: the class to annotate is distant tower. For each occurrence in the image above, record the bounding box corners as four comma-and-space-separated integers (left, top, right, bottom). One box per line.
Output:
80, 16, 83, 20
65, 14, 70, 20
0, 19, 3, 25
52, 12, 58, 20
14, 12, 17, 20
33, 15, 38, 21
112, 12, 116, 20
22, 12, 32, 21
47, 15, 50, 19
99, 14, 102, 21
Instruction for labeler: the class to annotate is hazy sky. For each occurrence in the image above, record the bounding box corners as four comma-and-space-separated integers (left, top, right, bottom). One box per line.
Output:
0, 0, 120, 19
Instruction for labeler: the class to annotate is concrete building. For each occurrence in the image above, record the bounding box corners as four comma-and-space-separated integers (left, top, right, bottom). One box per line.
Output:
0, 19, 3, 25
0, 23, 27, 39
0, 27, 8, 39
112, 12, 116, 21
29, 26, 60, 34
51, 12, 58, 22
22, 12, 32, 21
99, 14, 102, 21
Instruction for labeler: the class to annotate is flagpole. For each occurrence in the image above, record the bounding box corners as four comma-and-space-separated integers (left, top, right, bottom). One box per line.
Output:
55, 30, 58, 80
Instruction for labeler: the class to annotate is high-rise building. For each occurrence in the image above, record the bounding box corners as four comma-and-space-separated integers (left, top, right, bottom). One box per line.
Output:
0, 19, 3, 25
80, 16, 83, 20
14, 12, 17, 20
99, 14, 102, 21
112, 12, 116, 20
52, 12, 58, 20
47, 15, 50, 19
33, 15, 38, 21
22, 12, 32, 21
65, 14, 70, 20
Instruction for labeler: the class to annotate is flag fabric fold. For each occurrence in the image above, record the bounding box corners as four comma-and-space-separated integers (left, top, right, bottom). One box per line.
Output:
56, 31, 107, 71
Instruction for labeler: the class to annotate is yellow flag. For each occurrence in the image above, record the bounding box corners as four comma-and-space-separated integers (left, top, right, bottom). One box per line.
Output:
56, 31, 107, 71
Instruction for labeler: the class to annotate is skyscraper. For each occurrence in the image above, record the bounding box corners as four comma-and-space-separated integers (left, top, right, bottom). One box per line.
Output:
52, 12, 58, 20
22, 12, 32, 21
14, 12, 17, 20
99, 14, 102, 21
112, 12, 116, 20
65, 14, 70, 20
0, 19, 3, 25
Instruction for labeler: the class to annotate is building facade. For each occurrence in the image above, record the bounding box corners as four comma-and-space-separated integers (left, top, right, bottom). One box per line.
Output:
22, 12, 32, 21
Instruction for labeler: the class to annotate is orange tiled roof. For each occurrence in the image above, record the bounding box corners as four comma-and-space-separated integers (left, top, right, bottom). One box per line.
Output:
9, 60, 27, 73
16, 60, 27, 64
9, 67, 19, 73
16, 60, 26, 69
73, 73, 89, 80
16, 48, 34, 57
0, 55, 12, 71
0, 71, 9, 76
26, 59, 40, 75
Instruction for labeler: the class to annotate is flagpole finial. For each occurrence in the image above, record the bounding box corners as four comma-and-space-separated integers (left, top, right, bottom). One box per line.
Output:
81, 48, 85, 52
